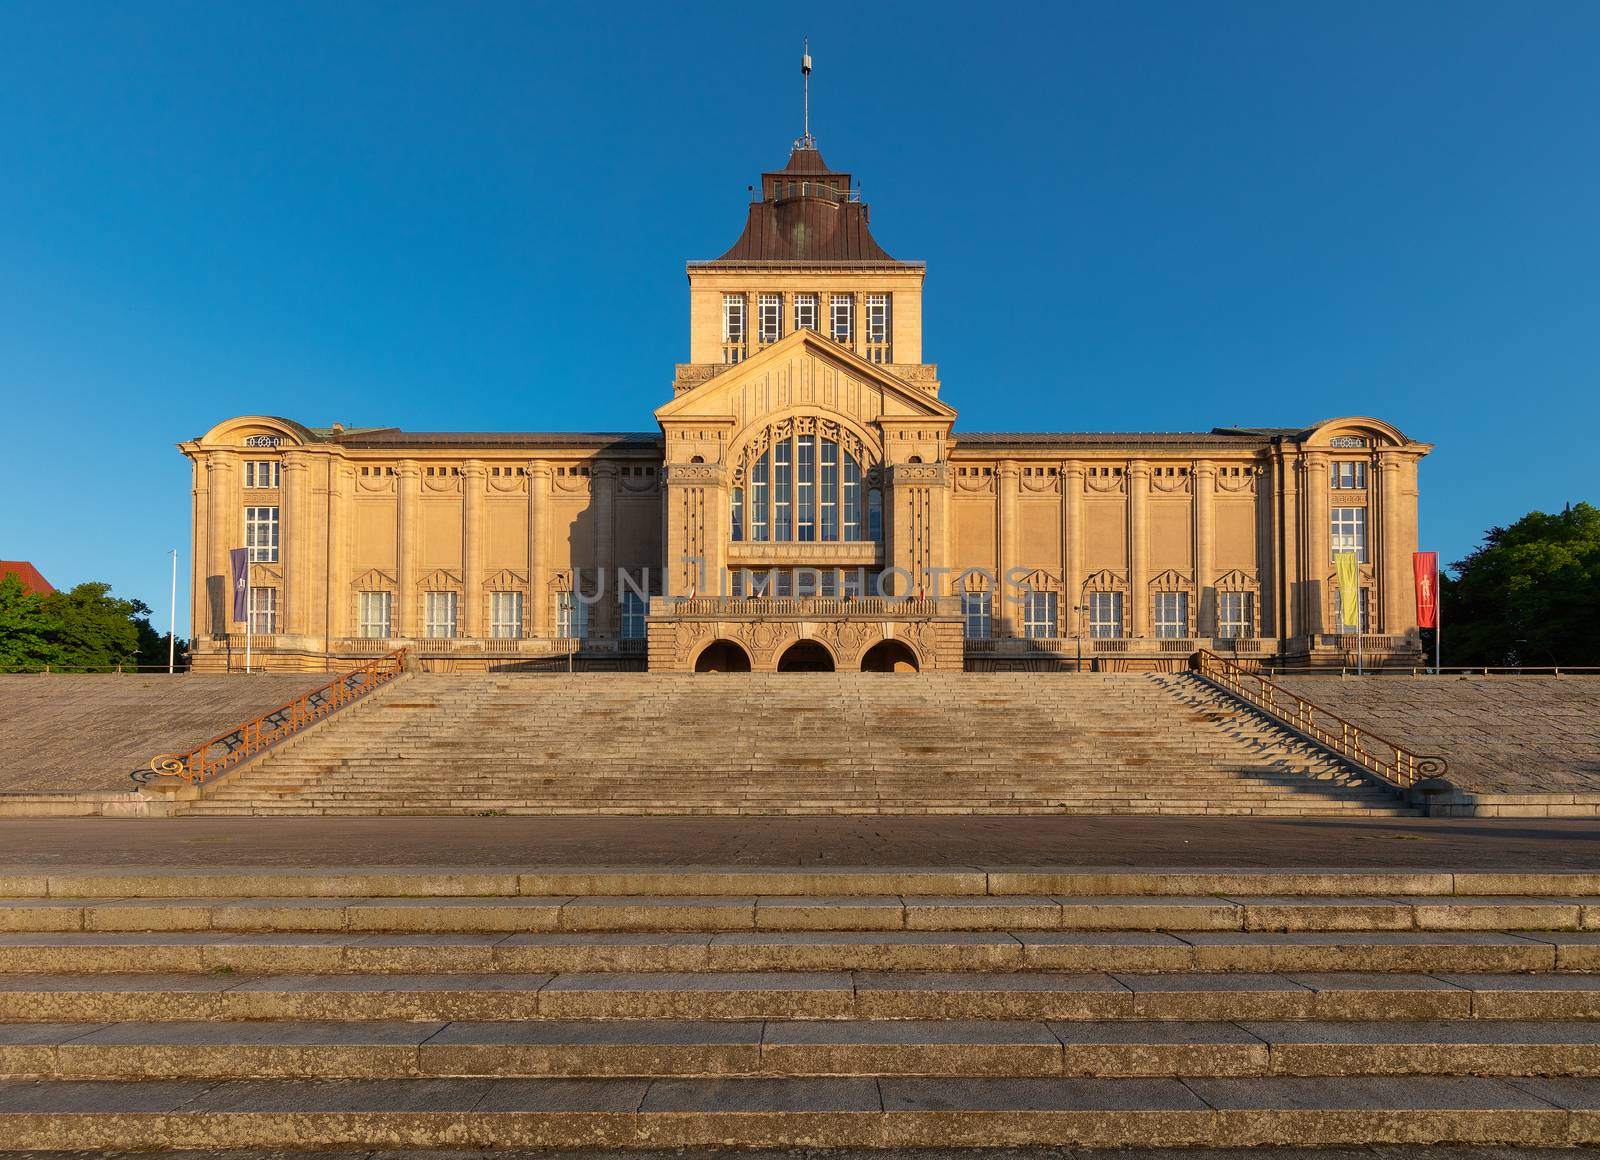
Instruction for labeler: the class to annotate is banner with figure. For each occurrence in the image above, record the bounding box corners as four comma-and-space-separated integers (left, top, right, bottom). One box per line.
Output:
229, 548, 249, 623
1413, 551, 1439, 629
1335, 550, 1361, 634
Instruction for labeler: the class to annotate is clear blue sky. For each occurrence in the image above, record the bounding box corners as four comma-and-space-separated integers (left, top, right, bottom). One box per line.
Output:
3, 2, 1596, 636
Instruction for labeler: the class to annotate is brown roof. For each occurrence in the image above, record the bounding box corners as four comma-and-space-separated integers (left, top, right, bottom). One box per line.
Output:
331, 430, 662, 451
952, 429, 1303, 451
0, 561, 53, 595
703, 144, 911, 265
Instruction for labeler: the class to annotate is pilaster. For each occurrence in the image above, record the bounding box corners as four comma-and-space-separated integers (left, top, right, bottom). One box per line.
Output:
996, 460, 1019, 636
395, 461, 420, 638
1377, 450, 1411, 633
462, 460, 486, 638
1127, 460, 1150, 638
591, 462, 618, 635
190, 457, 209, 645
206, 452, 237, 637
280, 451, 310, 636
527, 463, 551, 637
1193, 461, 1216, 636
1063, 462, 1085, 636
1304, 452, 1331, 634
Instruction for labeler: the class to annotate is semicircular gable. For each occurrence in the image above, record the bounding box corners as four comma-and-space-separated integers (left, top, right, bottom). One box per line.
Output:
1303, 416, 1410, 449
198, 415, 317, 448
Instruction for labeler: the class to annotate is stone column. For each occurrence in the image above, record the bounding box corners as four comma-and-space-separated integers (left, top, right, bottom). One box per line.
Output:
527, 463, 550, 638
1193, 461, 1216, 637
1377, 450, 1410, 633
1062, 462, 1085, 636
191, 457, 209, 647
591, 462, 618, 636
996, 460, 1019, 635
324, 462, 349, 647
461, 460, 486, 639
280, 451, 310, 637
395, 461, 420, 638
1304, 453, 1331, 634
1273, 450, 1299, 640
207, 452, 236, 638
1127, 460, 1150, 638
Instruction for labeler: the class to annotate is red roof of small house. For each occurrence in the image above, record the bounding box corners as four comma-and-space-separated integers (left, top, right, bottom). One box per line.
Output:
0, 561, 53, 595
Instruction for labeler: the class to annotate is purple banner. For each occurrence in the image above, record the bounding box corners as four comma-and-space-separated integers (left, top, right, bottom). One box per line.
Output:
230, 548, 249, 623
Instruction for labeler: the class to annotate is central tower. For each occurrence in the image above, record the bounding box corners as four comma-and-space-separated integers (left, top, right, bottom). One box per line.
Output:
648, 139, 965, 671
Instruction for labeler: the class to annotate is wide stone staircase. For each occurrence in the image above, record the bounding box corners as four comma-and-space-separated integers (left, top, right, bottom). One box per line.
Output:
177, 672, 1417, 816
4, 866, 1600, 1148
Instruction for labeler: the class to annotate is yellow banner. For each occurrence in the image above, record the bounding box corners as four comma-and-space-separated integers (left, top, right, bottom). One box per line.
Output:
1335, 550, 1361, 632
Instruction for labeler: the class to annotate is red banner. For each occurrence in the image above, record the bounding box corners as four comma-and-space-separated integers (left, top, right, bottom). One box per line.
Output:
1413, 552, 1439, 629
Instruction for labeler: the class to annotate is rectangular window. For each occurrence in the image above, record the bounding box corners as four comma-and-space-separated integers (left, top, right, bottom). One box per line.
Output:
243, 461, 280, 489
819, 438, 838, 541
424, 591, 458, 638
244, 506, 279, 562
842, 456, 861, 540
1153, 591, 1189, 638
1218, 591, 1254, 639
830, 294, 853, 345
489, 591, 523, 639
722, 294, 745, 363
865, 293, 892, 363
963, 592, 992, 639
357, 591, 392, 638
773, 439, 792, 541
1023, 590, 1058, 639
1331, 461, 1368, 489
248, 587, 277, 634
1089, 591, 1123, 638
794, 293, 818, 332
730, 487, 744, 542
556, 592, 588, 639
750, 453, 769, 542
1330, 507, 1369, 562
757, 294, 781, 344
796, 435, 816, 542
620, 591, 647, 639
866, 487, 882, 542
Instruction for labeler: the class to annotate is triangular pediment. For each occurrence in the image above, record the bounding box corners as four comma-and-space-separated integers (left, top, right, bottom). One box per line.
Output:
350, 568, 396, 590
655, 330, 957, 430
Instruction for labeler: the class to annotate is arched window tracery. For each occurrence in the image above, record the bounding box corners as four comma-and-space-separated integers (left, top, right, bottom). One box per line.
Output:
730, 419, 880, 544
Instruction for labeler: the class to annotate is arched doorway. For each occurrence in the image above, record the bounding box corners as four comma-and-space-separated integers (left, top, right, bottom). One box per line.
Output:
776, 640, 835, 672
860, 640, 920, 672
694, 639, 752, 673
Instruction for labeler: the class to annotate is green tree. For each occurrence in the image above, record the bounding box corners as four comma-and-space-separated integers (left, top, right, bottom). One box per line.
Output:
1443, 502, 1600, 666
0, 577, 184, 672
0, 575, 58, 670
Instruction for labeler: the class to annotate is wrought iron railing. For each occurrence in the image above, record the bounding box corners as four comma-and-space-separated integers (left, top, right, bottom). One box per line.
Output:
1190, 648, 1447, 789
133, 649, 407, 786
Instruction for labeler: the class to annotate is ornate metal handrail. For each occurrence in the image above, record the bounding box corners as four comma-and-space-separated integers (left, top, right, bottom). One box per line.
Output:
1190, 648, 1447, 789
133, 649, 407, 786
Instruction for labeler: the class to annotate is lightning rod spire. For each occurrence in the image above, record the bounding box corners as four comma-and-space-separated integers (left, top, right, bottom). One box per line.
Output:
800, 39, 814, 149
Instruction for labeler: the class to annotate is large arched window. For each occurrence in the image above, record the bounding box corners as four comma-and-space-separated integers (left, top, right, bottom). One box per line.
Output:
731, 427, 878, 543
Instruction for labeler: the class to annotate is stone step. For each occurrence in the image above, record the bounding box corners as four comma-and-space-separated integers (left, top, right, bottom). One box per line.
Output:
5, 1018, 1600, 1081
2, 1074, 1596, 1149
1, 930, 1591, 974
10, 868, 1588, 899
5, 971, 1599, 1023
4, 895, 1588, 934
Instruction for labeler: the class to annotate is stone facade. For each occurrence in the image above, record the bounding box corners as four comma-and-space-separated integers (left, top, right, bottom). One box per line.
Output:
180, 141, 1430, 674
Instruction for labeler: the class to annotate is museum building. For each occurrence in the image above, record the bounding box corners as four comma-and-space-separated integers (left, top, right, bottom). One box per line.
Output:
181, 139, 1431, 673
